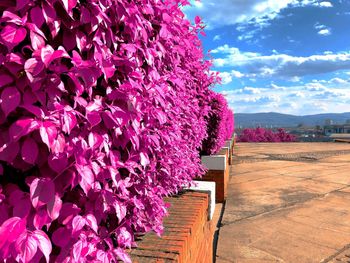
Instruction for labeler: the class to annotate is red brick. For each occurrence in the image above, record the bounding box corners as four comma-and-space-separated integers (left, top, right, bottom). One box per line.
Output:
130, 191, 213, 263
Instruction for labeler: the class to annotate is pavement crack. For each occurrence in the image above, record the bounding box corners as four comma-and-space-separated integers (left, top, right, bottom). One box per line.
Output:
321, 243, 350, 263
221, 185, 350, 226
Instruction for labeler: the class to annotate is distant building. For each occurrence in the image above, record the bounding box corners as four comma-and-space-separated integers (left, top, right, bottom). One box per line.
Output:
324, 124, 350, 136
325, 119, 334, 125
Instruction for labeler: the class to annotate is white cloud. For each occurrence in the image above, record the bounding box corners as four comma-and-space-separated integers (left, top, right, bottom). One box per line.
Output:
314, 23, 326, 30
318, 28, 331, 36
289, 91, 305, 97
220, 81, 350, 115
318, 1, 333, 7
305, 82, 327, 91
218, 70, 245, 85
314, 23, 331, 36
219, 72, 233, 85
183, 0, 322, 29
211, 45, 350, 78
231, 70, 245, 78
323, 51, 333, 55
271, 83, 287, 90
242, 87, 261, 94
329, 77, 348, 84
213, 35, 221, 41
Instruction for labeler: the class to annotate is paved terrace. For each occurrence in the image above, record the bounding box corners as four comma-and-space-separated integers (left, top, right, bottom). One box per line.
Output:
216, 143, 350, 263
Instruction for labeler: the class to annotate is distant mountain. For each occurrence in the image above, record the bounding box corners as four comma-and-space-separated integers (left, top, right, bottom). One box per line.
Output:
235, 112, 350, 128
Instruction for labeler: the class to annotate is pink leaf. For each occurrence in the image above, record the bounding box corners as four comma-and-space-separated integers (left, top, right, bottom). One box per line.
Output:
9, 118, 40, 141
1, 11, 23, 25
76, 164, 95, 194
21, 137, 38, 164
58, 203, 80, 225
0, 141, 19, 163
33, 230, 52, 263
16, 0, 31, 10
0, 25, 27, 48
88, 132, 103, 149
15, 232, 38, 263
42, 1, 56, 23
24, 58, 45, 76
61, 111, 77, 134
0, 73, 14, 87
52, 227, 71, 248
117, 227, 132, 248
30, 178, 55, 208
0, 217, 26, 243
1, 86, 21, 117
140, 152, 149, 167
51, 134, 66, 154
87, 111, 101, 127
33, 208, 51, 229
39, 121, 57, 150
85, 214, 98, 233
61, 0, 77, 15
41, 45, 69, 67
0, 217, 26, 258
13, 194, 32, 218
47, 194, 62, 220
21, 104, 45, 118
30, 6, 45, 27
30, 31, 46, 50
72, 215, 85, 234
24, 58, 45, 82
115, 202, 127, 223
72, 240, 83, 262
48, 153, 68, 173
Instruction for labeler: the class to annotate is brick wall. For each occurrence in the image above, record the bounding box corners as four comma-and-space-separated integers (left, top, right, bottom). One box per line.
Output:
199, 169, 229, 203
130, 191, 214, 263
198, 147, 229, 203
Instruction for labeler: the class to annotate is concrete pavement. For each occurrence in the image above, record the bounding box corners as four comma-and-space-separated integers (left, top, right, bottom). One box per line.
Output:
216, 143, 350, 263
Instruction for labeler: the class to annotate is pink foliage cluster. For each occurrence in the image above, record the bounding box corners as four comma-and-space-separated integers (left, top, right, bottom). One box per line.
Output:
238, 128, 297, 142
0, 0, 219, 262
201, 92, 234, 155
225, 108, 234, 140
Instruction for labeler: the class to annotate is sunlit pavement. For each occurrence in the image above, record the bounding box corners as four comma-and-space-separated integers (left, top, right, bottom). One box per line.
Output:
216, 143, 350, 263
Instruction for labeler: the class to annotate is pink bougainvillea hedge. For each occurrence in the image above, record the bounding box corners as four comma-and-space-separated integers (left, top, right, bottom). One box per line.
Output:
238, 128, 297, 142
0, 0, 222, 262
225, 108, 234, 140
201, 92, 234, 155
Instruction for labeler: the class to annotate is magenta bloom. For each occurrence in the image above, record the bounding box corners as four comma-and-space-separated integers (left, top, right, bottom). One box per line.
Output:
201, 91, 234, 155
0, 0, 220, 262
238, 128, 297, 142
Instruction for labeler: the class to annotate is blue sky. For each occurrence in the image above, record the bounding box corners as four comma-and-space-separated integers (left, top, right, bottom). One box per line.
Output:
184, 0, 350, 115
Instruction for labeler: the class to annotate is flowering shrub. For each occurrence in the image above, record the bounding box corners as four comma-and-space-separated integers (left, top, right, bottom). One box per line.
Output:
0, 0, 218, 262
201, 92, 234, 155
238, 128, 297, 142
225, 108, 234, 140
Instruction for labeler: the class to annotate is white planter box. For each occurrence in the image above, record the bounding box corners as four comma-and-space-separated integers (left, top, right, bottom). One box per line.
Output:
224, 140, 232, 149
201, 155, 227, 171
186, 181, 216, 220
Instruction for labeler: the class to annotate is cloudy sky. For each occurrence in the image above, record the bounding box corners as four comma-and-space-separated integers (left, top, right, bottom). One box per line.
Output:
184, 0, 350, 115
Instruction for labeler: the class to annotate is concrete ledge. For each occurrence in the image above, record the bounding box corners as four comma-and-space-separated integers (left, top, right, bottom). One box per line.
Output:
224, 139, 235, 165
186, 181, 216, 220
201, 154, 227, 171
224, 140, 232, 149
199, 149, 230, 203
